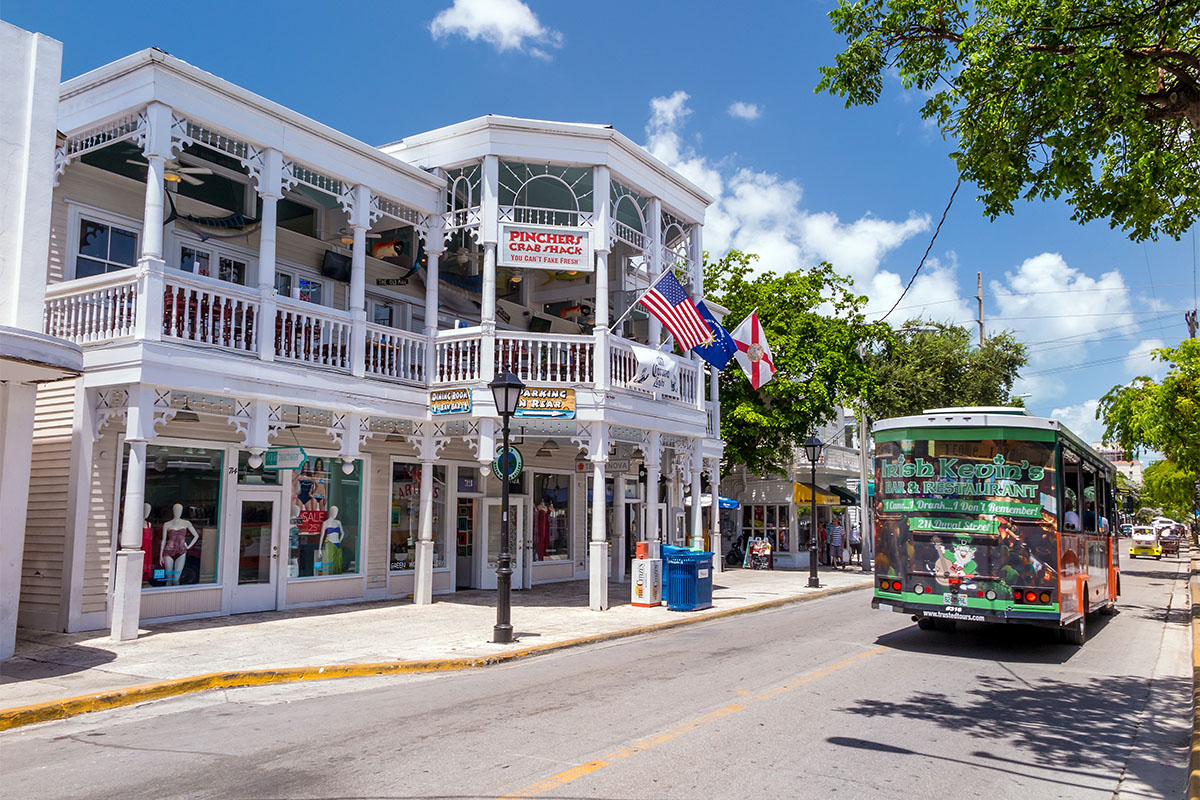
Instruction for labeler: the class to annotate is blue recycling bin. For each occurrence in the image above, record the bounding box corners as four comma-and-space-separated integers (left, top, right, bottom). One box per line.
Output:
661, 545, 714, 611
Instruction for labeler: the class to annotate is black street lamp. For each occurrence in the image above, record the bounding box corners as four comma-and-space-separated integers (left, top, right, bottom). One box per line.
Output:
490, 369, 525, 644
803, 434, 824, 589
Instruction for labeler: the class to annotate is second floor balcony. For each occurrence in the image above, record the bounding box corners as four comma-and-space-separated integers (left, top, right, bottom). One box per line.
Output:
42, 267, 714, 424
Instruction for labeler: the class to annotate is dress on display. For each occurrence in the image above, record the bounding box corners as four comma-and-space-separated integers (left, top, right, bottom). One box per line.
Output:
141, 521, 154, 582
163, 527, 189, 558
322, 521, 344, 575
534, 506, 550, 560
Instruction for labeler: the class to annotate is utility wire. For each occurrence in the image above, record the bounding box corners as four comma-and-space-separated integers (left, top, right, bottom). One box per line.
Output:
879, 178, 961, 323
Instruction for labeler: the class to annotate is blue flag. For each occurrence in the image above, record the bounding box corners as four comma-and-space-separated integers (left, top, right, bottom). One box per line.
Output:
693, 301, 737, 370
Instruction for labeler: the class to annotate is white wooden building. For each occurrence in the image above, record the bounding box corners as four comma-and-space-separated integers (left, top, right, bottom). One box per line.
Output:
13, 47, 724, 643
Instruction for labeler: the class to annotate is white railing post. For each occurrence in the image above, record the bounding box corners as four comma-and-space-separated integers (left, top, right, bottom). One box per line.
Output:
424, 211, 446, 387
480, 155, 499, 383
135, 266, 164, 343
647, 197, 662, 347
593, 165, 611, 393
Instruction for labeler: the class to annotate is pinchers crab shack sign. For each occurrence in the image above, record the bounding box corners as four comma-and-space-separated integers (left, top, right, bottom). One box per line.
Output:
499, 223, 592, 272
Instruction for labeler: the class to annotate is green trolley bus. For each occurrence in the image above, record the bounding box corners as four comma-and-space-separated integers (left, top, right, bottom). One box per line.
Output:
871, 407, 1119, 645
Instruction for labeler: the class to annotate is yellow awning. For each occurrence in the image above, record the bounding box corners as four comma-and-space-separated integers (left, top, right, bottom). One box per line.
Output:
793, 482, 839, 506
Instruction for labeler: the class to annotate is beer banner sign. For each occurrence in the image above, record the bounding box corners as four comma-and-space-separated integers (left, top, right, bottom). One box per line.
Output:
499, 223, 592, 272
430, 388, 472, 416
514, 387, 576, 419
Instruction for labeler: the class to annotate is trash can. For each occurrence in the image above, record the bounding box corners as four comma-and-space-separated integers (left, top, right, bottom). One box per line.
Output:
661, 545, 714, 611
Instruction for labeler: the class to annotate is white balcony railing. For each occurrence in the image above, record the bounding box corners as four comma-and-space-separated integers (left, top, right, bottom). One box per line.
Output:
434, 328, 482, 384
43, 271, 138, 344
608, 338, 699, 405
274, 297, 352, 370
496, 332, 593, 385
163, 274, 260, 354
364, 323, 425, 383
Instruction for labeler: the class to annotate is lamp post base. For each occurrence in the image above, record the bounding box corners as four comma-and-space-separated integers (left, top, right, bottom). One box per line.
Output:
807, 576, 821, 589
492, 624, 513, 644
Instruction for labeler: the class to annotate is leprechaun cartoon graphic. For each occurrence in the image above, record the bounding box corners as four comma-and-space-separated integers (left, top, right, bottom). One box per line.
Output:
931, 535, 979, 590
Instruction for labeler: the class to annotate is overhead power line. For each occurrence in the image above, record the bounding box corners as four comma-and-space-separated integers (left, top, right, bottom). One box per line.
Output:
879, 178, 960, 323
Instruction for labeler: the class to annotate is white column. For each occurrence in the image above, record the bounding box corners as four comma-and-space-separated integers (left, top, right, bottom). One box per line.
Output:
0, 383, 37, 659
414, 458, 435, 605
135, 103, 173, 344
111, 386, 152, 641
710, 364, 720, 437
709, 460, 723, 572
424, 248, 441, 382
593, 166, 611, 390
348, 185, 369, 379
644, 431, 661, 544
589, 460, 609, 610
690, 459, 704, 551
614, 475, 627, 582
646, 198, 662, 346
257, 197, 279, 362
859, 409, 873, 570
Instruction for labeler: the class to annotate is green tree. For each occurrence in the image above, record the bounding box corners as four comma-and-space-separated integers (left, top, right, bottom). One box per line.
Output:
1140, 458, 1197, 521
863, 320, 1028, 419
816, 0, 1200, 241
1099, 338, 1200, 473
704, 251, 890, 474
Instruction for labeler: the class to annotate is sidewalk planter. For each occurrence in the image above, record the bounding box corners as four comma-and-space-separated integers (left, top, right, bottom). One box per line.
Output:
661, 545, 714, 611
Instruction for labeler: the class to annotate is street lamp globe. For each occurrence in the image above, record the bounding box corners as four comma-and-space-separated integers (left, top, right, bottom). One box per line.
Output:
489, 370, 525, 418
803, 434, 823, 464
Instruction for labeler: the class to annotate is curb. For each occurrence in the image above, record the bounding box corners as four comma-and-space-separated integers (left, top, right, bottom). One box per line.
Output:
1190, 547, 1199, 800
0, 580, 871, 731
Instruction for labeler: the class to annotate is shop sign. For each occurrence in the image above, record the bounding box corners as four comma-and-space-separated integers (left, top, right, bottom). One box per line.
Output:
498, 223, 593, 272
376, 278, 408, 286
430, 388, 472, 416
263, 446, 307, 471
492, 445, 523, 481
606, 459, 631, 475
514, 387, 576, 419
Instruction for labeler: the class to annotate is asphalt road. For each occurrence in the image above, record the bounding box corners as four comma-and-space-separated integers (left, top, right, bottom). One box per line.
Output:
2, 552, 1191, 800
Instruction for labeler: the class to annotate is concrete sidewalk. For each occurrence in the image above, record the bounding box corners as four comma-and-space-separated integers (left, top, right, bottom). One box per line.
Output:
1, 566, 872, 712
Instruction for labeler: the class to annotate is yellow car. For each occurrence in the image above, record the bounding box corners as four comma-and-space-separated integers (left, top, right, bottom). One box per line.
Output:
1129, 527, 1162, 559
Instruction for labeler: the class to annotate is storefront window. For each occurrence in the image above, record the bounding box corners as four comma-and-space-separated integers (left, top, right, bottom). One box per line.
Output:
288, 457, 362, 578
237, 450, 280, 485
532, 473, 571, 561
742, 504, 790, 553
390, 463, 447, 571
121, 444, 223, 589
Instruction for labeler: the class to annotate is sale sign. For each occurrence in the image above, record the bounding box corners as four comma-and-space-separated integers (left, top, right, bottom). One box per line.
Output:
499, 223, 592, 272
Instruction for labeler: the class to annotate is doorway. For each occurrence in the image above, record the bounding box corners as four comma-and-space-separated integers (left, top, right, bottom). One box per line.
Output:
230, 490, 283, 613
455, 498, 478, 589
482, 498, 528, 590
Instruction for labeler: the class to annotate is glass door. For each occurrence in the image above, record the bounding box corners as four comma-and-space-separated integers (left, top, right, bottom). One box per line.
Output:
231, 491, 281, 613
482, 499, 526, 590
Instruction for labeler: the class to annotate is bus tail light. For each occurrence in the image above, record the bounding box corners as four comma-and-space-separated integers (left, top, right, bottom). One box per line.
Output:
1039, 592, 1052, 604
891, 580, 902, 592
1024, 591, 1037, 603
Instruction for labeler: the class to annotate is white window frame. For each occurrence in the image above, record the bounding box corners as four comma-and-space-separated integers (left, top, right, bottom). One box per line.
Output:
530, 467, 575, 564
283, 450, 370, 582
66, 202, 142, 281
168, 227, 257, 288
275, 260, 330, 307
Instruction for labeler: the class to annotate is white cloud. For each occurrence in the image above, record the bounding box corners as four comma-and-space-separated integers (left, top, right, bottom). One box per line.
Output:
430, 0, 563, 59
727, 102, 762, 121
1050, 399, 1105, 444
644, 91, 946, 318
1125, 338, 1166, 376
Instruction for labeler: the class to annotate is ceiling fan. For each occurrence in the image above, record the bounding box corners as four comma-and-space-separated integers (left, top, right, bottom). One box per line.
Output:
125, 156, 213, 186
323, 227, 382, 246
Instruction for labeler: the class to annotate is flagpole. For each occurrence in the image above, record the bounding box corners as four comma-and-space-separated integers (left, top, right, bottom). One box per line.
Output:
608, 261, 680, 333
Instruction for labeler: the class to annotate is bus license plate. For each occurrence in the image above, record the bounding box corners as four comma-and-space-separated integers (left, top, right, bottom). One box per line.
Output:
943, 593, 967, 607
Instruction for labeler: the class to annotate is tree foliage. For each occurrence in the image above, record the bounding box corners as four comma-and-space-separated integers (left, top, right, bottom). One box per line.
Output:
704, 251, 891, 475
1098, 338, 1200, 474
1140, 458, 1198, 521
816, 0, 1200, 241
863, 320, 1028, 419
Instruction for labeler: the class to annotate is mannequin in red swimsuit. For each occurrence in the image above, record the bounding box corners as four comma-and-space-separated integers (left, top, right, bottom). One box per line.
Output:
159, 503, 199, 585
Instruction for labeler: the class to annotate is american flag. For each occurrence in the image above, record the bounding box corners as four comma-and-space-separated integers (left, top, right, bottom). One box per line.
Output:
638, 271, 713, 351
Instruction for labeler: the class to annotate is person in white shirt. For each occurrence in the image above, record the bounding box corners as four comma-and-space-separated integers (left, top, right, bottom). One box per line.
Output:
1063, 497, 1080, 530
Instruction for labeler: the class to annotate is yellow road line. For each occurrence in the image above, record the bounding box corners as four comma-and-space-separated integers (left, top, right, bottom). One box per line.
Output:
498, 645, 887, 798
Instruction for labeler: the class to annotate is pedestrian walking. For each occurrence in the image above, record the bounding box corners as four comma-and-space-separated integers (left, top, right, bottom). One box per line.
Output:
849, 524, 862, 564
830, 519, 845, 569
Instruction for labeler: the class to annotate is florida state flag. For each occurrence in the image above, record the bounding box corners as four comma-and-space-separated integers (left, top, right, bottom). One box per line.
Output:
730, 311, 777, 389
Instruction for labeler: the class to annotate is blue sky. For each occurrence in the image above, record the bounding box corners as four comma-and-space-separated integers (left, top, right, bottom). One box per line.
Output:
4, 0, 1197, 446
